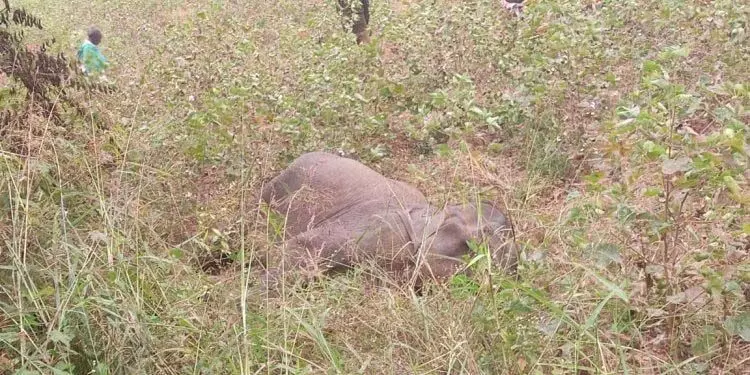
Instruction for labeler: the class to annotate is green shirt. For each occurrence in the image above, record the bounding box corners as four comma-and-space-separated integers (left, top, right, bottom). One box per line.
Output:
77, 40, 109, 75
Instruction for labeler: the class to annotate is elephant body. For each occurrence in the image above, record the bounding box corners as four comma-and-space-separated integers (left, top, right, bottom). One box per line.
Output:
260, 152, 517, 290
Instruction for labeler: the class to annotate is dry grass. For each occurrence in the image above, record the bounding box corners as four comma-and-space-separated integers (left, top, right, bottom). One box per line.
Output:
1, 0, 748, 373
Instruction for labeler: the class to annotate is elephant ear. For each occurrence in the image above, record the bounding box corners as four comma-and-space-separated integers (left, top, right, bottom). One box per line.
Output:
476, 201, 512, 235
474, 201, 518, 274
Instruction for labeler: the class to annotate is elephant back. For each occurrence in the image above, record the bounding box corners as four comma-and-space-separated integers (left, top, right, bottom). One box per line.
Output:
262, 152, 428, 237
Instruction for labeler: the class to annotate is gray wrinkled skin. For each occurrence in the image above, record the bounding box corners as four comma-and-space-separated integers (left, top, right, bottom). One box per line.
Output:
260, 152, 517, 293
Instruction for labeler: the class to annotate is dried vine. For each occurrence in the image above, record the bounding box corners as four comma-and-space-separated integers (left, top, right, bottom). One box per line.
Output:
0, 0, 114, 134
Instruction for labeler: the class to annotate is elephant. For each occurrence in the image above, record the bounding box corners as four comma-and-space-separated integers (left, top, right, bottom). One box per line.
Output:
259, 152, 517, 293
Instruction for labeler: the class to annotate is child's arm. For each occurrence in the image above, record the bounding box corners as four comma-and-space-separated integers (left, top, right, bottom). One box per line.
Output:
87, 47, 109, 73
97, 49, 109, 66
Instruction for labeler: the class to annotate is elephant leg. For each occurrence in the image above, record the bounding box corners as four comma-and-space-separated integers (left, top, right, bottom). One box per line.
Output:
381, 256, 463, 295
418, 255, 464, 284
261, 225, 353, 294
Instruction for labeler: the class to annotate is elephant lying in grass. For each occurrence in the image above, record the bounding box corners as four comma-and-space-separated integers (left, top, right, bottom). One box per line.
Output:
260, 152, 517, 293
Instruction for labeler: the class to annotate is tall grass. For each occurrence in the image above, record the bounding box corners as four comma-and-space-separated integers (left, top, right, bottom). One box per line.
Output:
1, 0, 748, 373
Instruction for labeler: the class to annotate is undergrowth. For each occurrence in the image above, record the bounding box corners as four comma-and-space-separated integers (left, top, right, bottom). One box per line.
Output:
1, 0, 748, 374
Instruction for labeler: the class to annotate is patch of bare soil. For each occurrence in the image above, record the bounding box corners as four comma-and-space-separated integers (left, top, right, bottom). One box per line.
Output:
713, 340, 750, 374
679, 111, 720, 136
169, 6, 197, 24
389, 0, 411, 17
0, 352, 11, 373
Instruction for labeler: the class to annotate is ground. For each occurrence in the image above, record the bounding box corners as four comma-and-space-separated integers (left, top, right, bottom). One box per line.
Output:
0, 0, 748, 374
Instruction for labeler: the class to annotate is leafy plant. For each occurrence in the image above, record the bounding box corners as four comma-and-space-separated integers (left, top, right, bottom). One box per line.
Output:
1, 0, 748, 373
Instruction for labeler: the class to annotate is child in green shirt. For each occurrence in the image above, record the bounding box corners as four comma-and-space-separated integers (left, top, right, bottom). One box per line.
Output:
77, 27, 109, 76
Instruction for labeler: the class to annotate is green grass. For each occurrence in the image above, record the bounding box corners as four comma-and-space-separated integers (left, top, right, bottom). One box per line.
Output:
1, 0, 749, 373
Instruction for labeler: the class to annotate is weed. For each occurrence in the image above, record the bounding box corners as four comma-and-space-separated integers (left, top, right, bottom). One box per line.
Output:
1, 0, 748, 373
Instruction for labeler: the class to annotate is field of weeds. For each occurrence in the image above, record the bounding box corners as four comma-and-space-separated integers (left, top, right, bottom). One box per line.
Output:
1, 0, 748, 373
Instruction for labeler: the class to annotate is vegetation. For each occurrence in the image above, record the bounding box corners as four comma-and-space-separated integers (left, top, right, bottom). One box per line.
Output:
1, 0, 748, 373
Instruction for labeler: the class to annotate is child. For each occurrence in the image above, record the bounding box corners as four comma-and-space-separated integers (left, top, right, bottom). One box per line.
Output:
77, 27, 109, 76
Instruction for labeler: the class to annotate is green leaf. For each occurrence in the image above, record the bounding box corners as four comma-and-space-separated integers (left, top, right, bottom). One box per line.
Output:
662, 157, 692, 175
693, 252, 711, 261
615, 204, 636, 224
588, 243, 622, 267
583, 171, 604, 184
723, 176, 749, 204
37, 286, 55, 298
50, 367, 72, 375
169, 248, 184, 259
723, 175, 741, 195
434, 143, 452, 157
588, 270, 629, 303
0, 331, 19, 344
691, 325, 717, 356
642, 60, 662, 75
469, 106, 486, 117
659, 45, 690, 60
724, 312, 750, 342
369, 144, 388, 160
449, 274, 479, 298
49, 329, 73, 347
584, 289, 616, 330
465, 252, 488, 270
642, 140, 666, 158
616, 105, 640, 119
644, 187, 663, 197
94, 362, 111, 375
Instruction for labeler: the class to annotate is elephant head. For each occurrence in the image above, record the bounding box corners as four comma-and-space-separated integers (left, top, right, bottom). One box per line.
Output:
416, 201, 517, 282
